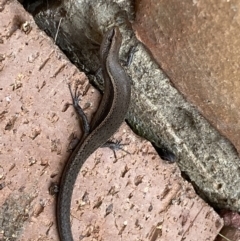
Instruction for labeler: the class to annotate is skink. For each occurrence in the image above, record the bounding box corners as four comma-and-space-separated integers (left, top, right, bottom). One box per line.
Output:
57, 27, 131, 241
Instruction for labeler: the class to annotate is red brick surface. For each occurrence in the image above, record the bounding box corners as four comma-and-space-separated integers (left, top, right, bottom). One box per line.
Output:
0, 1, 223, 240
133, 0, 240, 154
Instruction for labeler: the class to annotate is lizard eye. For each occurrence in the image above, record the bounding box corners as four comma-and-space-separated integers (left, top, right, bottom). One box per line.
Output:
107, 36, 112, 43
